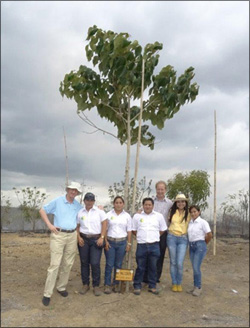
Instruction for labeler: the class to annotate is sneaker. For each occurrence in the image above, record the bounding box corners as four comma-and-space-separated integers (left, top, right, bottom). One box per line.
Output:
133, 289, 141, 295
79, 284, 90, 295
171, 284, 178, 292
57, 290, 68, 297
104, 285, 112, 294
42, 296, 50, 306
93, 286, 102, 296
192, 287, 202, 297
176, 285, 182, 292
148, 288, 160, 295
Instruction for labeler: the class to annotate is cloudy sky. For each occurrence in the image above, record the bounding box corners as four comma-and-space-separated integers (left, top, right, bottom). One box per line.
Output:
1, 1, 249, 213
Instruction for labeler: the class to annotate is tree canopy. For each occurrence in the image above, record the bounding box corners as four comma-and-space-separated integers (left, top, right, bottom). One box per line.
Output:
59, 25, 199, 210
166, 170, 211, 210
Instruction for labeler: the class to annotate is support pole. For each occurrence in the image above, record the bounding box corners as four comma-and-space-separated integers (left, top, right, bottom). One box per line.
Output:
126, 58, 145, 292
63, 126, 69, 187
213, 110, 217, 256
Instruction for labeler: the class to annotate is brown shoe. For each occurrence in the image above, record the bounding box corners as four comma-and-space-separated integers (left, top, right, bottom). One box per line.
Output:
79, 284, 90, 295
93, 286, 102, 296
133, 289, 141, 295
148, 288, 160, 295
104, 285, 112, 294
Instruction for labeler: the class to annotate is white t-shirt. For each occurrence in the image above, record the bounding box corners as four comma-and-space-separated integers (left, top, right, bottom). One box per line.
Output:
77, 206, 107, 234
106, 209, 132, 238
188, 216, 211, 242
132, 210, 167, 243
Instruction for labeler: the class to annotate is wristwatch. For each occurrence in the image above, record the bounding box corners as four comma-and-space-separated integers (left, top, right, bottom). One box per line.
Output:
101, 235, 105, 239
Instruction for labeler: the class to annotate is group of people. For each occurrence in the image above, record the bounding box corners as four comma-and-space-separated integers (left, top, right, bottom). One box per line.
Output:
40, 180, 212, 306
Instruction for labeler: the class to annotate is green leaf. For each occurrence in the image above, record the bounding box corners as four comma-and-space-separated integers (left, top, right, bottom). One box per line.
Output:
87, 25, 98, 40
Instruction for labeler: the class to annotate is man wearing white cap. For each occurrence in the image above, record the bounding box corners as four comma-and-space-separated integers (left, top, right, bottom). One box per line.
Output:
39, 181, 83, 306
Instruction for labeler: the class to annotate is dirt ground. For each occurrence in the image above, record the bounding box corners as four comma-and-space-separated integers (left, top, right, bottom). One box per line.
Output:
1, 232, 249, 327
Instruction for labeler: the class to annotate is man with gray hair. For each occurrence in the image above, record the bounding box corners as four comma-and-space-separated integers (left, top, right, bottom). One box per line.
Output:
143, 180, 173, 289
39, 181, 83, 306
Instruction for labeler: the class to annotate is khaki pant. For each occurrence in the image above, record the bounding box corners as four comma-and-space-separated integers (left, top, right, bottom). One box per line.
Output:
44, 231, 77, 297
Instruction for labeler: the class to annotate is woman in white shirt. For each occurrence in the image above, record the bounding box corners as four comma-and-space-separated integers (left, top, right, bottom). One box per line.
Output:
77, 192, 107, 296
187, 205, 212, 297
104, 196, 132, 294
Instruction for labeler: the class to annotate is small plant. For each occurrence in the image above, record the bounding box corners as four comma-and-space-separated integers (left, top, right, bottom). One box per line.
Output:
13, 187, 47, 231
1, 192, 12, 230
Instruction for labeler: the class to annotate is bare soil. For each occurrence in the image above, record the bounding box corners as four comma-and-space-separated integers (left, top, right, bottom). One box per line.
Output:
1, 232, 249, 327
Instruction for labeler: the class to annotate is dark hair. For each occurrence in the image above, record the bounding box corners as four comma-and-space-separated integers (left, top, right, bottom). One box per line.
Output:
142, 197, 154, 205
113, 196, 125, 204
169, 200, 189, 222
189, 205, 201, 213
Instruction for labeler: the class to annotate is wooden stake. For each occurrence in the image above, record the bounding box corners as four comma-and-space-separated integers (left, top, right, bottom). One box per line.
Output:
126, 58, 145, 292
213, 110, 217, 256
63, 126, 69, 187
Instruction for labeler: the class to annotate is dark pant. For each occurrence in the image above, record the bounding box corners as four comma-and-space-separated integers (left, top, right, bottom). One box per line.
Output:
78, 235, 103, 287
133, 242, 160, 289
143, 231, 167, 283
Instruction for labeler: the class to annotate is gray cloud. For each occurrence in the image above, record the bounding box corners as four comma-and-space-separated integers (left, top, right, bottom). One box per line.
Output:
1, 1, 249, 208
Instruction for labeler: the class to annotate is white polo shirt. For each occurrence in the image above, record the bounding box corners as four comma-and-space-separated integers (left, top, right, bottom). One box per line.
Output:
77, 206, 107, 234
188, 216, 211, 242
106, 209, 132, 238
132, 210, 167, 244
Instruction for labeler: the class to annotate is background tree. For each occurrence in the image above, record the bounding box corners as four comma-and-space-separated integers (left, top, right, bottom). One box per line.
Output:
166, 170, 211, 210
1, 192, 12, 231
13, 187, 47, 232
59, 25, 199, 211
220, 189, 249, 237
106, 176, 152, 212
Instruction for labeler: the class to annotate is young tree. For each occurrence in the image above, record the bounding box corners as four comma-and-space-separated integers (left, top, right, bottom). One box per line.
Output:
107, 176, 152, 212
166, 170, 211, 211
59, 25, 199, 211
1, 192, 12, 231
13, 187, 47, 232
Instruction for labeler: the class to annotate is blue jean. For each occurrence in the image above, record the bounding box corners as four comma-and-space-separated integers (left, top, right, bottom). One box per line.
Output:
104, 239, 127, 286
189, 240, 207, 288
167, 233, 188, 285
78, 235, 103, 287
133, 242, 160, 289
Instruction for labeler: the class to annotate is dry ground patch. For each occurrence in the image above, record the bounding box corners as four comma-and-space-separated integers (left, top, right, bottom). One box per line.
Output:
1, 233, 249, 327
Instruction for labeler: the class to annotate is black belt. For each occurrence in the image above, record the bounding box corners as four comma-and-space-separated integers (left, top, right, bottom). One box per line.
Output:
107, 237, 127, 242
56, 228, 76, 233
81, 233, 101, 239
140, 241, 159, 245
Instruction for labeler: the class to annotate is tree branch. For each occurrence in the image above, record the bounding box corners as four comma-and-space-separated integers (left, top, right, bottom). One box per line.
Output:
77, 113, 125, 142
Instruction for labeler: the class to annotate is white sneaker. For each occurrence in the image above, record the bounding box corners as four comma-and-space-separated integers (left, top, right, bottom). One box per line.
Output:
192, 287, 202, 297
